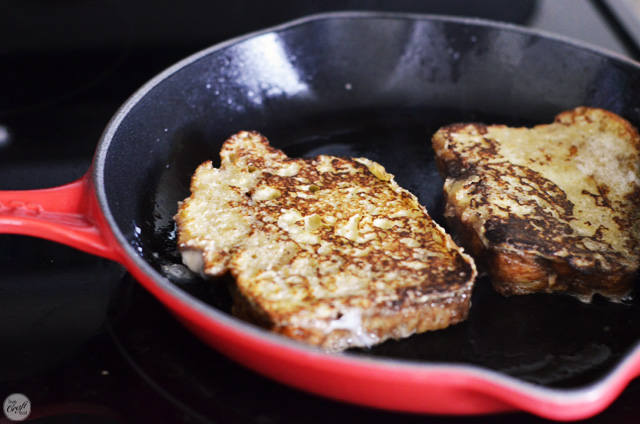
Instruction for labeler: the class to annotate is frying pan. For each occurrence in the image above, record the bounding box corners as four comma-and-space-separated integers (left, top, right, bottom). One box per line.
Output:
2, 12, 640, 421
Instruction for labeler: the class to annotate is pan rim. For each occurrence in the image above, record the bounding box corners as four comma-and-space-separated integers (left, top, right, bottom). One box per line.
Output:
91, 10, 640, 416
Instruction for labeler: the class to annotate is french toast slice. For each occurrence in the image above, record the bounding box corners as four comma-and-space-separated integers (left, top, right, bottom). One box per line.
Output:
432, 107, 640, 302
175, 131, 476, 352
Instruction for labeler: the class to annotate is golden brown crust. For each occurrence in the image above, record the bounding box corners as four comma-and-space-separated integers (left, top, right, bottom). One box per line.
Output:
233, 280, 472, 352
175, 131, 477, 351
432, 107, 640, 302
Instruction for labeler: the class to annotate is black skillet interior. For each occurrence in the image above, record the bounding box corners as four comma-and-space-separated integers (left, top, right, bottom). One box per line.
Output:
101, 14, 640, 390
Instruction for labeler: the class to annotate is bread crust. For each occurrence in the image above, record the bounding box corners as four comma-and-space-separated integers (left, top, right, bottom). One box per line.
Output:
433, 107, 640, 302
232, 280, 472, 352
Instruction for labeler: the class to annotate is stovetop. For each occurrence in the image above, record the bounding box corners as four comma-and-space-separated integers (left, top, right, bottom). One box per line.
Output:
2, 1, 640, 423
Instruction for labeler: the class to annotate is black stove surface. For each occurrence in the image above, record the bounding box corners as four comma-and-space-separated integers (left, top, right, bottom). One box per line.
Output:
2, 1, 640, 423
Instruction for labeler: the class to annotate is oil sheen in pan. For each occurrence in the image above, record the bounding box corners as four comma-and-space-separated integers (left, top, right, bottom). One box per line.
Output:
141, 107, 640, 390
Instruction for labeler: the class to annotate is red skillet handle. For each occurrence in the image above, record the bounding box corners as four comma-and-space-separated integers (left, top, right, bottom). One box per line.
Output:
0, 173, 122, 262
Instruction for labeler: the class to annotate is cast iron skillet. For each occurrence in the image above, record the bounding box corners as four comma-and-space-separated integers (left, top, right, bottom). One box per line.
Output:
2, 12, 640, 420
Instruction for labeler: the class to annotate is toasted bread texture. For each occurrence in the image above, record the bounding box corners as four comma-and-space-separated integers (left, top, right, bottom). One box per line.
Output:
175, 131, 476, 351
432, 107, 640, 302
